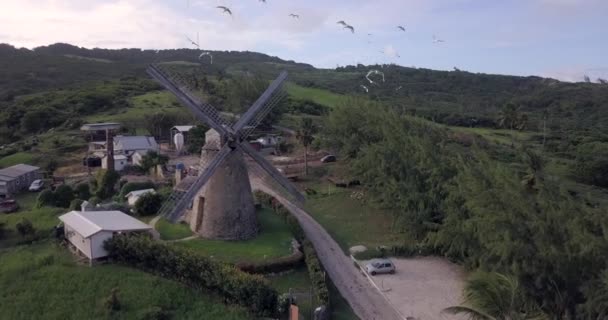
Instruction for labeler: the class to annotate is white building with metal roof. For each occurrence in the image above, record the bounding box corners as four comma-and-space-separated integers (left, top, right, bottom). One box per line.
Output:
125, 188, 156, 206
114, 135, 159, 157
59, 210, 152, 261
0, 164, 41, 197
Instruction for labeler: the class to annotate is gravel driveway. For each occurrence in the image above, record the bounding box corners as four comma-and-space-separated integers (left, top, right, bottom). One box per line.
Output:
253, 180, 403, 320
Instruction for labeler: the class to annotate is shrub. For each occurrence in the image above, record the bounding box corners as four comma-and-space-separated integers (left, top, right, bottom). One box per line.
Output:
88, 196, 101, 205
16, 218, 35, 237
104, 235, 278, 316
119, 181, 156, 198
36, 189, 55, 208
95, 169, 121, 199
236, 248, 304, 274
104, 287, 121, 311
133, 193, 163, 216
69, 199, 85, 211
137, 306, 171, 320
74, 182, 91, 200
572, 142, 608, 187
54, 185, 75, 208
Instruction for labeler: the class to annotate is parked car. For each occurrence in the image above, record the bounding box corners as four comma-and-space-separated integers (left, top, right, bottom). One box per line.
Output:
321, 155, 337, 163
365, 258, 396, 276
29, 179, 44, 192
0, 199, 19, 214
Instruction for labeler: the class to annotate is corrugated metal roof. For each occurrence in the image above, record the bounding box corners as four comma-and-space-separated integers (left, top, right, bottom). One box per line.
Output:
115, 136, 158, 151
125, 189, 155, 198
59, 210, 152, 238
172, 125, 195, 132
0, 164, 40, 179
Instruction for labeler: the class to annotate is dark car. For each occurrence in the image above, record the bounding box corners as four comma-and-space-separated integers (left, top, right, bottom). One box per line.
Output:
0, 199, 19, 214
321, 155, 337, 163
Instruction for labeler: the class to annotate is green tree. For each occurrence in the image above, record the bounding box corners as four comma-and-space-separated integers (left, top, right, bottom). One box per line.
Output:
572, 142, 608, 187
36, 189, 55, 208
95, 169, 121, 199
74, 183, 91, 200
185, 125, 208, 154
296, 117, 317, 176
133, 193, 163, 216
443, 272, 547, 320
53, 185, 75, 208
138, 151, 169, 173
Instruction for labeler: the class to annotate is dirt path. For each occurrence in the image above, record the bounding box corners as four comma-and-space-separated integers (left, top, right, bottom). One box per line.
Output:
253, 180, 403, 320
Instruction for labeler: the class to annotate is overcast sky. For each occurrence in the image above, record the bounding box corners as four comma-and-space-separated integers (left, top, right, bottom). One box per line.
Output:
1, 0, 607, 81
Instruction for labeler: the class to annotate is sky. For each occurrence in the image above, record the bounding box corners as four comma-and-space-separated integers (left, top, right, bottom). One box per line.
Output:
1, 0, 607, 82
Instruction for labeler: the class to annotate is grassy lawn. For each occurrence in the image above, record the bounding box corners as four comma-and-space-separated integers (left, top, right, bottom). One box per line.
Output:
286, 83, 349, 108
0, 243, 250, 320
0, 152, 37, 168
304, 182, 402, 251
156, 219, 193, 240
14, 192, 40, 211
86, 91, 181, 127
172, 208, 293, 263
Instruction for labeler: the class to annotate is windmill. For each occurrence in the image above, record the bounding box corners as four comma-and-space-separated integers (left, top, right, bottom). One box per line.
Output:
147, 64, 305, 240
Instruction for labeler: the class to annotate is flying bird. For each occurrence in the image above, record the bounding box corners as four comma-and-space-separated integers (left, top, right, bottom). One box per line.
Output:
360, 85, 369, 93
433, 34, 445, 43
397, 26, 406, 32
259, 0, 266, 2
337, 20, 348, 26
289, 13, 299, 19
344, 25, 355, 33
199, 52, 213, 64
216, 6, 232, 16
395, 86, 403, 91
185, 36, 199, 48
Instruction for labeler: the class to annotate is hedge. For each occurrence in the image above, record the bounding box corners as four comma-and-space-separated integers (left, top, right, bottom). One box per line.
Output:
254, 190, 330, 305
236, 246, 304, 274
104, 234, 278, 317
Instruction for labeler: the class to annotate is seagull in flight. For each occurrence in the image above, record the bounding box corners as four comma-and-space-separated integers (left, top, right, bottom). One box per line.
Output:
185, 36, 199, 48
360, 85, 369, 93
289, 13, 299, 19
397, 26, 406, 32
344, 25, 355, 33
433, 34, 445, 43
337, 20, 348, 27
259, 0, 266, 2
216, 6, 232, 16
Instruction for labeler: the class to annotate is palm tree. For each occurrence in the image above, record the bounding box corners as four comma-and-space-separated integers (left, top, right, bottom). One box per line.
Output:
443, 272, 547, 320
498, 103, 520, 131
296, 117, 316, 176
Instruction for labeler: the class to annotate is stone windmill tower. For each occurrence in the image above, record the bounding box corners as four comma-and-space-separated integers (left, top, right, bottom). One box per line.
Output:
147, 64, 304, 240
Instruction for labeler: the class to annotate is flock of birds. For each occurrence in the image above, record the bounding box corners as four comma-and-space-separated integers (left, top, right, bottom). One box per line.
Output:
183, 1, 447, 94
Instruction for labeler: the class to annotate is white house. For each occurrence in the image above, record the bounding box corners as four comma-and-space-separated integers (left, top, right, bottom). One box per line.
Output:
114, 136, 159, 158
125, 189, 156, 206
59, 210, 152, 262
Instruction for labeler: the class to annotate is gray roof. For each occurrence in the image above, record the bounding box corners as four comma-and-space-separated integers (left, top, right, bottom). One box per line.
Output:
114, 136, 158, 151
80, 123, 121, 131
172, 125, 195, 133
0, 164, 40, 181
59, 210, 152, 238
125, 188, 156, 198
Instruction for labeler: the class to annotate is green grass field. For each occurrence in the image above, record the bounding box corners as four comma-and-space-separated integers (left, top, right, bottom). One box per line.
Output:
0, 152, 37, 168
287, 83, 349, 108
304, 183, 402, 251
0, 243, 250, 320
172, 208, 293, 263
86, 91, 181, 127
156, 219, 193, 240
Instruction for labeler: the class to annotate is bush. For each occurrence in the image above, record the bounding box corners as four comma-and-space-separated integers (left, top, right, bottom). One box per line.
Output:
95, 169, 121, 199
69, 199, 85, 211
104, 287, 121, 312
89, 196, 101, 205
133, 193, 163, 216
104, 235, 278, 316
137, 306, 171, 320
572, 142, 608, 187
36, 189, 55, 208
236, 248, 304, 274
54, 185, 75, 208
16, 218, 35, 237
74, 183, 91, 200
119, 181, 156, 198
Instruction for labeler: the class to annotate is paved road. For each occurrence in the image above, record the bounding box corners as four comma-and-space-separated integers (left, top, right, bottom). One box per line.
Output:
253, 180, 403, 320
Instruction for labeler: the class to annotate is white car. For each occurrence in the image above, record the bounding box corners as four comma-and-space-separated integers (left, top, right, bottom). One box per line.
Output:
29, 179, 44, 192
365, 258, 396, 276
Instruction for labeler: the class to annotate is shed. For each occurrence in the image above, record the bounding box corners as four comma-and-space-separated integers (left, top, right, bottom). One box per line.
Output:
125, 189, 156, 206
102, 155, 127, 171
59, 210, 152, 261
171, 126, 195, 148
0, 164, 42, 197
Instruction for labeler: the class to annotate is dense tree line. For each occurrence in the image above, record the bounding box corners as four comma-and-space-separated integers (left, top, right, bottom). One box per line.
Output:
324, 100, 607, 318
